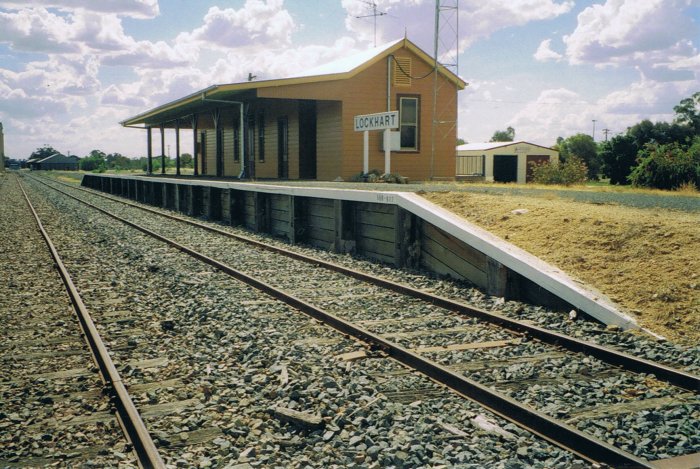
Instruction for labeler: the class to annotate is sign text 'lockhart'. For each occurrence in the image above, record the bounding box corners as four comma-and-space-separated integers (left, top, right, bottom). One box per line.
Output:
353, 111, 399, 132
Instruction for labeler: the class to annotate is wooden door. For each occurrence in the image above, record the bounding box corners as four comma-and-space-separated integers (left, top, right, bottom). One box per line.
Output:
526, 155, 550, 182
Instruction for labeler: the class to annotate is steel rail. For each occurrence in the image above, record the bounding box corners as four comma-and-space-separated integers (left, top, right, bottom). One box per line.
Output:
30, 175, 656, 468
36, 175, 700, 393
16, 175, 165, 469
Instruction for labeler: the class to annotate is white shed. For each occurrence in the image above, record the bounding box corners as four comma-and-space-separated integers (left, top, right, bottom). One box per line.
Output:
456, 141, 559, 184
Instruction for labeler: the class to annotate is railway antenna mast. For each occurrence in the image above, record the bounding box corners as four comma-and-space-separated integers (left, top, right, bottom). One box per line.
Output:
355, 0, 387, 47
431, 0, 459, 179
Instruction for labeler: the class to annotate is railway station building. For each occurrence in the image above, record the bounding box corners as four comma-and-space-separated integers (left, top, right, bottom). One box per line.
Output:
121, 38, 466, 181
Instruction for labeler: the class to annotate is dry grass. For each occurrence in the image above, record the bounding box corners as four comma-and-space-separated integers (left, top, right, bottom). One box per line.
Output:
424, 191, 700, 345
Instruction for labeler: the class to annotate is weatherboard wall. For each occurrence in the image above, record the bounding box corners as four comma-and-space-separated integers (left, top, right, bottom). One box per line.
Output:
81, 174, 638, 331
250, 43, 458, 181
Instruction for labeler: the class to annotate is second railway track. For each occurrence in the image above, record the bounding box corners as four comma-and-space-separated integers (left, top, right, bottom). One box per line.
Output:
14, 173, 700, 467
1, 173, 160, 468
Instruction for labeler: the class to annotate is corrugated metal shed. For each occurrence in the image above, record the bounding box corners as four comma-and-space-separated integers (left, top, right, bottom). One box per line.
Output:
457, 141, 559, 183
30, 153, 80, 170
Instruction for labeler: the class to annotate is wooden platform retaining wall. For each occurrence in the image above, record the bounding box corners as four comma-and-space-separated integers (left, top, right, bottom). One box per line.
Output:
81, 174, 638, 329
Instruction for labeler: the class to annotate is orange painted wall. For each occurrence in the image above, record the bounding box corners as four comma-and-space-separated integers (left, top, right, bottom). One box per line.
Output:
257, 44, 460, 180
198, 43, 460, 180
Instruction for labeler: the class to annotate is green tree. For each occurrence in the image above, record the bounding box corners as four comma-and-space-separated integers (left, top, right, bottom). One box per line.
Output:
558, 133, 600, 180
29, 145, 59, 160
490, 126, 515, 142
673, 91, 700, 134
601, 118, 695, 185
180, 153, 193, 167
80, 149, 107, 171
600, 134, 637, 185
105, 152, 130, 170
629, 139, 700, 189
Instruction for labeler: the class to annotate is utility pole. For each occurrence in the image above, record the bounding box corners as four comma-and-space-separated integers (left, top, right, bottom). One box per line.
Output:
592, 119, 597, 141
602, 128, 611, 141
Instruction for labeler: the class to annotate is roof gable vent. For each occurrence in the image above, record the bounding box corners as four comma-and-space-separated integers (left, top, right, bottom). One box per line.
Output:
393, 57, 412, 86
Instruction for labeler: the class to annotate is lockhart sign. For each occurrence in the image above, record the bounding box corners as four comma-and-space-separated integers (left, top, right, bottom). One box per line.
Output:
354, 111, 399, 132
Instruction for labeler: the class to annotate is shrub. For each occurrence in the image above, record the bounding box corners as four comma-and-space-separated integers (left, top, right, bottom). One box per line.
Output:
348, 169, 407, 184
676, 181, 698, 194
381, 172, 407, 184
558, 133, 600, 180
628, 141, 700, 190
531, 157, 588, 186
349, 172, 365, 182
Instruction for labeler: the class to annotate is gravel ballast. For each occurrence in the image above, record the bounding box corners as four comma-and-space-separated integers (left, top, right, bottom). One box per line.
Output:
14, 175, 586, 467
0, 174, 133, 467
14, 173, 700, 467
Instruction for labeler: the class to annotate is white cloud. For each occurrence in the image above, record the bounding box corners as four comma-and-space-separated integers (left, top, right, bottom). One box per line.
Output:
210, 37, 360, 83
534, 38, 563, 62
600, 77, 695, 115
0, 75, 74, 119
71, 11, 134, 51
340, 0, 574, 54
102, 40, 196, 69
100, 83, 149, 108
178, 1, 295, 50
0, 7, 195, 69
0, 7, 80, 53
562, 0, 699, 80
460, 0, 574, 48
0, 54, 98, 106
507, 88, 592, 142
503, 77, 696, 143
0, 0, 159, 19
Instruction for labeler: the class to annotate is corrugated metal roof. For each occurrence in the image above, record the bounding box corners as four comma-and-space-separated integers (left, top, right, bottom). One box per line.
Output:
457, 141, 556, 152
286, 38, 403, 79
121, 37, 466, 127
35, 153, 79, 164
457, 142, 515, 151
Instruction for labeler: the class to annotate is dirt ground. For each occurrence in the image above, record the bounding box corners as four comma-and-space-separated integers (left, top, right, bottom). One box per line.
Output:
424, 190, 700, 345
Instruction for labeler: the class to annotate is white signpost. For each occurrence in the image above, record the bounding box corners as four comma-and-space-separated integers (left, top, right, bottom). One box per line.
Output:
354, 111, 399, 175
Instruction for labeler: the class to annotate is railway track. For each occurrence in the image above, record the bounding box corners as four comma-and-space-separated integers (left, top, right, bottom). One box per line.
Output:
15, 173, 700, 467
0, 174, 162, 468
14, 174, 587, 467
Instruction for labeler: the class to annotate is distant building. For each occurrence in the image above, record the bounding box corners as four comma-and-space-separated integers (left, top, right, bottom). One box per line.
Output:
456, 141, 559, 184
28, 153, 80, 171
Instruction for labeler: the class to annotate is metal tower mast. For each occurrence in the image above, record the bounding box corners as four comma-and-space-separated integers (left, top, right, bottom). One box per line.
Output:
431, 0, 459, 179
355, 1, 387, 47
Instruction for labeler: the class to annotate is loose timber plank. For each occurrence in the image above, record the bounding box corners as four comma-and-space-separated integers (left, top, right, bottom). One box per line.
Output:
413, 338, 520, 353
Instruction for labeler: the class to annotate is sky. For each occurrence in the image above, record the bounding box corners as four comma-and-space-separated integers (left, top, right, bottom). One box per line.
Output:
0, 0, 698, 159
